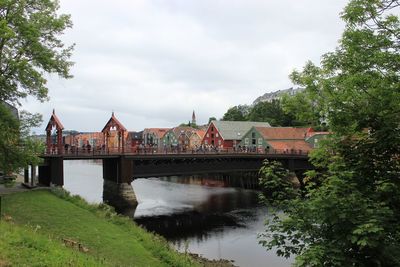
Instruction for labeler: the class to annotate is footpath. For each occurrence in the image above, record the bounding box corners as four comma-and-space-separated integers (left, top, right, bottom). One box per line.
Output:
0, 174, 49, 196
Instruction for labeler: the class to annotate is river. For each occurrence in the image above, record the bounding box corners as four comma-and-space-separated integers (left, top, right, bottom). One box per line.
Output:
63, 160, 292, 267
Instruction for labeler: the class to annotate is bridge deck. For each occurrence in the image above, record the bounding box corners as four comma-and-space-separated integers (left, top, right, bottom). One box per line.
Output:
41, 151, 309, 160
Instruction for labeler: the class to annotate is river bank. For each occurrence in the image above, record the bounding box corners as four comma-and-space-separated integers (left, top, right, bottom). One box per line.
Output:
0, 189, 234, 266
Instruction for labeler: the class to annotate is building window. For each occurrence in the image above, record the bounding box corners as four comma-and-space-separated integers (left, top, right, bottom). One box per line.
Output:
211, 127, 214, 132
211, 133, 214, 138
245, 138, 249, 145
205, 140, 208, 144
207, 133, 209, 137
251, 132, 256, 138
252, 139, 256, 145
218, 139, 221, 145
258, 138, 263, 144
216, 133, 219, 137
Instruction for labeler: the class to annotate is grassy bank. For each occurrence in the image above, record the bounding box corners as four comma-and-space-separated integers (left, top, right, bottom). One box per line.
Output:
0, 189, 200, 266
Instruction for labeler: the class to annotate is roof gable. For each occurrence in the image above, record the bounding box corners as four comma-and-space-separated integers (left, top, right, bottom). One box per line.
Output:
46, 109, 64, 131
171, 126, 196, 138
101, 112, 127, 133
193, 129, 206, 139
211, 120, 271, 140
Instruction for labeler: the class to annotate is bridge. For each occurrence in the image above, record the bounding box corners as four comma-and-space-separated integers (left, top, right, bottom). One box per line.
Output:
32, 111, 315, 210
36, 150, 312, 210
39, 150, 312, 185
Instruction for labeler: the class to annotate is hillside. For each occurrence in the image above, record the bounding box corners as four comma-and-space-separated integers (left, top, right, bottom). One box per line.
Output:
252, 87, 303, 105
0, 189, 200, 267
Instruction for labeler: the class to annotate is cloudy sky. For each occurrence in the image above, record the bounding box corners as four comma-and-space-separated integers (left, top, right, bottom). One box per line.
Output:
24, 0, 349, 133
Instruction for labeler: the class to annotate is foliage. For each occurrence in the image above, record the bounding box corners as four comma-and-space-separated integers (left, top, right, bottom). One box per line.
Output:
258, 160, 298, 208
221, 99, 302, 127
0, 0, 73, 173
247, 99, 296, 126
0, 0, 73, 104
1, 190, 200, 266
281, 91, 326, 129
259, 0, 400, 266
208, 117, 217, 123
0, 104, 43, 174
179, 121, 198, 128
221, 100, 296, 126
221, 104, 250, 121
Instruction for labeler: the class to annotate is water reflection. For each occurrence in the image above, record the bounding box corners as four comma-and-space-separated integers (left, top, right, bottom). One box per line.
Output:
63, 160, 292, 267
134, 180, 260, 240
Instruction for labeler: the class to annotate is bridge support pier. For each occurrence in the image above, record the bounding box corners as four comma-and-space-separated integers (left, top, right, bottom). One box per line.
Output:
24, 168, 29, 183
102, 157, 137, 212
38, 157, 64, 186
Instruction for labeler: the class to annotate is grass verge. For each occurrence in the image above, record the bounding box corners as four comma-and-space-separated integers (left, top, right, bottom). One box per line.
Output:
0, 189, 199, 267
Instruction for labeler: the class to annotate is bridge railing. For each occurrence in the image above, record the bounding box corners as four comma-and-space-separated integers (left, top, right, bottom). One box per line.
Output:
44, 145, 310, 157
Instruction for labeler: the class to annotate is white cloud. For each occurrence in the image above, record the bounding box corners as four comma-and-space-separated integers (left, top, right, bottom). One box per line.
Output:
24, 0, 349, 132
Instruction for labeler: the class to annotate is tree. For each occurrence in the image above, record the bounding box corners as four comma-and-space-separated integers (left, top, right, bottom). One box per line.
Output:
258, 160, 298, 207
221, 105, 250, 121
0, 0, 73, 173
247, 99, 296, 126
208, 117, 216, 124
259, 1, 400, 266
0, 104, 43, 174
281, 90, 325, 129
0, 0, 73, 104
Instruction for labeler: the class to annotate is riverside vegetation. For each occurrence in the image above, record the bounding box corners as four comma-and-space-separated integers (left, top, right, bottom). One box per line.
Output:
258, 1, 400, 266
0, 189, 205, 266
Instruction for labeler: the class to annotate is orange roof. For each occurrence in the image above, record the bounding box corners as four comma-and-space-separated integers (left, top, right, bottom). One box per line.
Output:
195, 129, 206, 139
255, 127, 313, 140
46, 109, 64, 131
267, 140, 312, 152
102, 112, 127, 133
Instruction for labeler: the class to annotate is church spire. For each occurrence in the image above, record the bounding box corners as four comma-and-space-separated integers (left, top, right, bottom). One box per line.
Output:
192, 110, 196, 125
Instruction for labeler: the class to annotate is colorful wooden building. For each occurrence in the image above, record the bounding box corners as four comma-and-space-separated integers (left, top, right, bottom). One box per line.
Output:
189, 129, 205, 148
75, 132, 104, 148
161, 126, 196, 148
202, 120, 271, 148
126, 131, 143, 150
143, 128, 169, 147
239, 127, 314, 153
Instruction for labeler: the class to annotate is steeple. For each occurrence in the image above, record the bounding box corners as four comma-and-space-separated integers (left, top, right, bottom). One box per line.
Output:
192, 110, 196, 125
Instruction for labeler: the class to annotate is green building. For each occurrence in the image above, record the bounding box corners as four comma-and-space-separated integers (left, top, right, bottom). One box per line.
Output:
239, 126, 315, 153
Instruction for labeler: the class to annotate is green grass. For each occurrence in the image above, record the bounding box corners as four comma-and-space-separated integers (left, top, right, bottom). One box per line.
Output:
0, 189, 199, 267
0, 221, 105, 266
